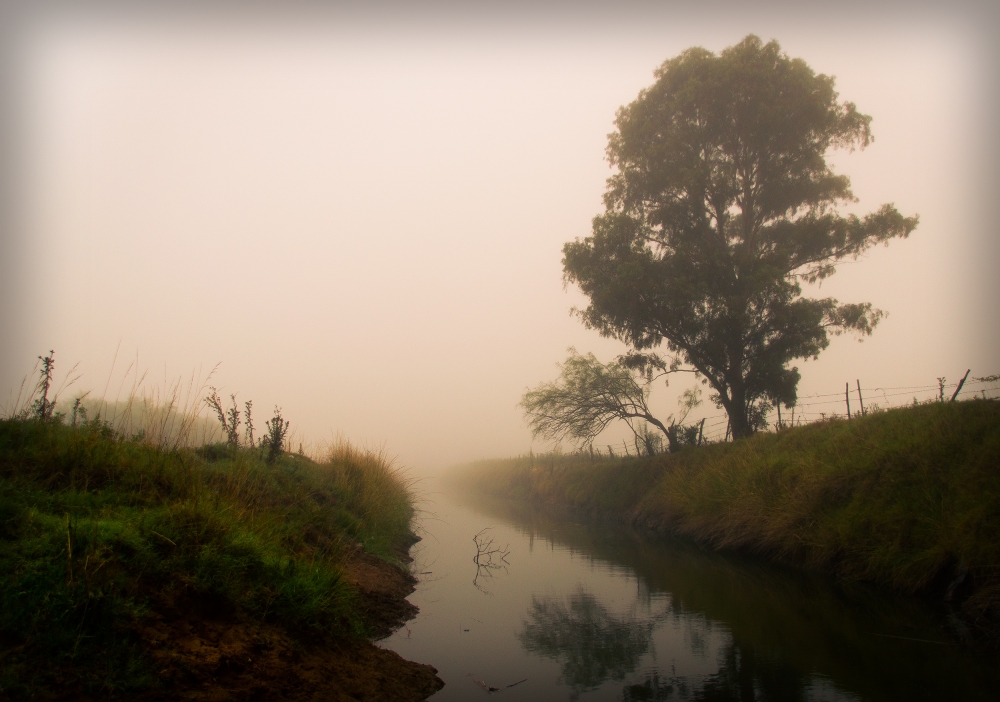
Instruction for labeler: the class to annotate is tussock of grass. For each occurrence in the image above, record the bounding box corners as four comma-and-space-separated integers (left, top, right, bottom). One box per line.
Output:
0, 418, 414, 697
451, 401, 1000, 638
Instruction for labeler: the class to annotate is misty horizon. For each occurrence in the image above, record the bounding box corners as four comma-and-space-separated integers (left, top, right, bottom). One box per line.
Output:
2, 3, 998, 475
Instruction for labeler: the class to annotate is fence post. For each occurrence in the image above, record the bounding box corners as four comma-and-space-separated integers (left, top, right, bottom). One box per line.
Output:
845, 382, 852, 419
776, 404, 782, 429
697, 418, 705, 445
856, 380, 865, 416
724, 420, 731, 442
951, 369, 971, 401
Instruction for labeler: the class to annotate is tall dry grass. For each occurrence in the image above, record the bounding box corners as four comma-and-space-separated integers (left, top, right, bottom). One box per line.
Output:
3, 352, 222, 449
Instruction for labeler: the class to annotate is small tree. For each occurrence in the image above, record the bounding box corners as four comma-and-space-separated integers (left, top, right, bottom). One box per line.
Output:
205, 387, 241, 447
30, 351, 56, 422
243, 399, 256, 447
520, 349, 700, 453
263, 406, 290, 464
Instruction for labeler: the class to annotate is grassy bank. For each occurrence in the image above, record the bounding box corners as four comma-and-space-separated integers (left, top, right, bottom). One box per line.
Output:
449, 400, 1000, 640
0, 417, 416, 698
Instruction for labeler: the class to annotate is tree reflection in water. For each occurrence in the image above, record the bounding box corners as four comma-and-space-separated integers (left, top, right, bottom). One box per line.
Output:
518, 587, 665, 698
622, 671, 679, 701
622, 642, 822, 702
519, 587, 826, 702
451, 488, 998, 702
693, 642, 813, 702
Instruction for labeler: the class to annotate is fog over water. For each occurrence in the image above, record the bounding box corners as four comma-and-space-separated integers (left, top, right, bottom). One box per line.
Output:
1, 2, 998, 474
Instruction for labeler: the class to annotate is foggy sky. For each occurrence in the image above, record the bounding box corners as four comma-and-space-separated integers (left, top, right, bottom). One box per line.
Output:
2, 1, 998, 474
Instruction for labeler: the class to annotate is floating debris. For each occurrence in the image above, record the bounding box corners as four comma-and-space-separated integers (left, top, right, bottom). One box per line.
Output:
470, 676, 528, 693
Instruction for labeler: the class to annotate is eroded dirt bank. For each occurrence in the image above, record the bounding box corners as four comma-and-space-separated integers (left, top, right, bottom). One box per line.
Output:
126, 546, 442, 702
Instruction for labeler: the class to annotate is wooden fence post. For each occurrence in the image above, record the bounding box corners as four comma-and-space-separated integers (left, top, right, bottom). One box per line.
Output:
697, 418, 705, 445
724, 420, 731, 442
845, 382, 852, 419
856, 380, 865, 416
951, 369, 971, 401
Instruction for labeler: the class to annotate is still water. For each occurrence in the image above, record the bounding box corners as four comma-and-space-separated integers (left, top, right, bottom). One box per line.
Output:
381, 479, 998, 701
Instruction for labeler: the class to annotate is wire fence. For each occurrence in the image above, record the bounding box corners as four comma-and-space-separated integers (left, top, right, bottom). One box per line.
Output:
689, 371, 1000, 444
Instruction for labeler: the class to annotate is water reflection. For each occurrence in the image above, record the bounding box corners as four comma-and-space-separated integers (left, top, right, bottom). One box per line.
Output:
519, 588, 665, 697
622, 642, 847, 702
450, 486, 1000, 702
519, 589, 823, 702
622, 671, 676, 701
685, 643, 816, 702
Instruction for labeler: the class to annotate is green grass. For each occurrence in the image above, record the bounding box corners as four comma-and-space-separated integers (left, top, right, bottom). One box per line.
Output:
0, 417, 415, 698
449, 400, 1000, 638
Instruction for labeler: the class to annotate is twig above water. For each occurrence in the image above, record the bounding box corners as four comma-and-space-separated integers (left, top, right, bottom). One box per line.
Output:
472, 527, 510, 593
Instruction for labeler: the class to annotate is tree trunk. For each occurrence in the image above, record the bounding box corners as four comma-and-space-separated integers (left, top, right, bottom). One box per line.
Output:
721, 342, 753, 439
665, 425, 681, 453
727, 382, 752, 439
642, 433, 656, 456
728, 410, 752, 439
646, 414, 671, 441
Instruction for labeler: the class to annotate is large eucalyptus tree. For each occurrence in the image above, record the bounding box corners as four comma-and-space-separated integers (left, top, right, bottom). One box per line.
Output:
563, 35, 918, 438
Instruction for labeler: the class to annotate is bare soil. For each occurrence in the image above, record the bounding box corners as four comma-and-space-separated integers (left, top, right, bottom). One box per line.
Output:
127, 546, 443, 702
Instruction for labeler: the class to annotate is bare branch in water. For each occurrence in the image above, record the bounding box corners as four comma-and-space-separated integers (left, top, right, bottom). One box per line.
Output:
472, 527, 510, 594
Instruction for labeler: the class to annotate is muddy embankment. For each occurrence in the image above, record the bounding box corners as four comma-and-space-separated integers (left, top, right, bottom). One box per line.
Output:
133, 545, 443, 702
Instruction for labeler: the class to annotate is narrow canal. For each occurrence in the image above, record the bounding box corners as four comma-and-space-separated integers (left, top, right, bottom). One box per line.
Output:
381, 478, 998, 701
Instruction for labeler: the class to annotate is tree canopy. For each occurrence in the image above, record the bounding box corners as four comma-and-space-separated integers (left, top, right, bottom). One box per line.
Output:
562, 35, 918, 438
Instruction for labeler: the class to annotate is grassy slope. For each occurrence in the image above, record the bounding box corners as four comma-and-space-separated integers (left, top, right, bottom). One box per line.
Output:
451, 400, 1000, 637
0, 418, 415, 697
